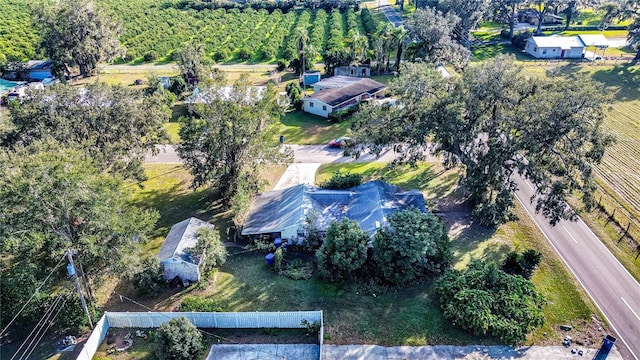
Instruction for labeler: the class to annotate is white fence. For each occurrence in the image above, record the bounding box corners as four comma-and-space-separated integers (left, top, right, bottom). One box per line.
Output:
76, 311, 323, 360
76, 315, 109, 360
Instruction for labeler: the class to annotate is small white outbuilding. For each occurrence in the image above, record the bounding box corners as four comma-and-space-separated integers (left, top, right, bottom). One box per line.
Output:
158, 217, 215, 283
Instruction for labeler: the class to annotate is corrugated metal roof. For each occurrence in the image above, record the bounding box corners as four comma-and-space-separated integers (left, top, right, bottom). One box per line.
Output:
311, 75, 364, 89
530, 36, 585, 49
306, 78, 387, 107
577, 34, 609, 47
158, 217, 215, 263
241, 181, 426, 236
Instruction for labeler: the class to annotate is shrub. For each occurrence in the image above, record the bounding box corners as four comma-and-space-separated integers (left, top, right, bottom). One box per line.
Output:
181, 296, 224, 312
273, 246, 285, 273
316, 218, 369, 282
511, 31, 533, 49
321, 171, 362, 189
132, 256, 165, 298
501, 249, 542, 279
372, 208, 452, 285
280, 259, 313, 280
155, 317, 204, 360
434, 261, 546, 346
237, 47, 252, 61
302, 209, 322, 252
144, 52, 158, 62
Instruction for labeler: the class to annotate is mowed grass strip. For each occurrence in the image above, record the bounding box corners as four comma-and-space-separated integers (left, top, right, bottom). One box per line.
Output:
276, 111, 352, 145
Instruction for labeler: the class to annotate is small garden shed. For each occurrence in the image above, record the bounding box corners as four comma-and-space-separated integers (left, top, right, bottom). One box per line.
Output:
158, 217, 215, 282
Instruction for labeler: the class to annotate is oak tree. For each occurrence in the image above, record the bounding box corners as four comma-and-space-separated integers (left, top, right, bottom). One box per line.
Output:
0, 144, 158, 328
177, 75, 292, 215
406, 8, 470, 69
351, 56, 614, 226
36, 0, 125, 78
2, 82, 170, 181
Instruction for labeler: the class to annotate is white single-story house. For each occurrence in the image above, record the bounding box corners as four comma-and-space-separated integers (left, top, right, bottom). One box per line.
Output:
241, 180, 426, 241
158, 217, 215, 282
303, 77, 387, 118
525, 35, 610, 59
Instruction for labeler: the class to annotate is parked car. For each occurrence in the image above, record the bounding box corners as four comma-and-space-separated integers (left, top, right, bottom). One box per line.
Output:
327, 137, 352, 148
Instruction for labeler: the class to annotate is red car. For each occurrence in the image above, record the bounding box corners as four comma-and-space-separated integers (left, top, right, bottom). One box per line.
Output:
327, 137, 352, 148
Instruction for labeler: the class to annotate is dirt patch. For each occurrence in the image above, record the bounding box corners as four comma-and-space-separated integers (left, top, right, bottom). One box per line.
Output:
535, 314, 610, 348
202, 328, 318, 345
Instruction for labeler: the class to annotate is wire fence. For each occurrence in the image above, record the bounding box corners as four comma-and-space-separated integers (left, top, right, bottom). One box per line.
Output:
594, 188, 640, 260
76, 311, 323, 360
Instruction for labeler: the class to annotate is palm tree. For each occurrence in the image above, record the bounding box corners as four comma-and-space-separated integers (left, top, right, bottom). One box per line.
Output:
296, 28, 310, 75
347, 30, 370, 65
390, 27, 408, 72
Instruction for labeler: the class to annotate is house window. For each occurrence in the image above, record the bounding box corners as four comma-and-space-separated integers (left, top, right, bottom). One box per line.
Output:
322, 105, 327, 111
309, 102, 314, 108
534, 47, 538, 52
543, 49, 547, 55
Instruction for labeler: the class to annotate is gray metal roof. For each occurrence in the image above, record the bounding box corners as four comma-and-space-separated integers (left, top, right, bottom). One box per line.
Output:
241, 181, 426, 236
158, 217, 215, 263
306, 78, 387, 107
311, 75, 364, 89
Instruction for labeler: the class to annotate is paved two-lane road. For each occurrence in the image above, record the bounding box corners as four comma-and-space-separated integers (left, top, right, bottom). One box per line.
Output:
514, 175, 640, 360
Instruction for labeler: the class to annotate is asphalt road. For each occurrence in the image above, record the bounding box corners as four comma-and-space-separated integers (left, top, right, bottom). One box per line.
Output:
145, 144, 437, 164
378, 0, 404, 28
513, 175, 640, 360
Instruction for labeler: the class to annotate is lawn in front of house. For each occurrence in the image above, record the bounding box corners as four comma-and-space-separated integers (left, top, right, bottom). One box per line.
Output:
276, 111, 352, 145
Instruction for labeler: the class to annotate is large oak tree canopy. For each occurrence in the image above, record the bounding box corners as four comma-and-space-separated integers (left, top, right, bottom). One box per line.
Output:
36, 0, 125, 78
351, 56, 614, 226
2, 83, 170, 181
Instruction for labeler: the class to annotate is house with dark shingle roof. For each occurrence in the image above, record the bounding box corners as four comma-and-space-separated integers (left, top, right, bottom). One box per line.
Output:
303, 76, 387, 118
158, 217, 215, 282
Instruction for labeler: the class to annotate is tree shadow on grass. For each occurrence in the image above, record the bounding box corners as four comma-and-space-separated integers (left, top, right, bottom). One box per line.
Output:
591, 65, 640, 101
546, 63, 640, 101
131, 180, 232, 242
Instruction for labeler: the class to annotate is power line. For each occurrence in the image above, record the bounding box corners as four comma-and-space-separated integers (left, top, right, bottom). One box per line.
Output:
0, 253, 67, 337
9, 292, 65, 360
20, 294, 70, 360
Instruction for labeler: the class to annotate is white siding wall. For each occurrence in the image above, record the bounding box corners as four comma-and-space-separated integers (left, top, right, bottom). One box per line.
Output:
526, 40, 584, 59
303, 99, 332, 118
161, 257, 200, 282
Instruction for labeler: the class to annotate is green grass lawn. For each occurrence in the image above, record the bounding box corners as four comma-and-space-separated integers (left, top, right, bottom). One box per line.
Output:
130, 164, 233, 254
277, 111, 352, 145
472, 43, 529, 62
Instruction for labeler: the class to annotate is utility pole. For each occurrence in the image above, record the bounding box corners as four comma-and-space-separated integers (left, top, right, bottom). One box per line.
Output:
67, 250, 93, 329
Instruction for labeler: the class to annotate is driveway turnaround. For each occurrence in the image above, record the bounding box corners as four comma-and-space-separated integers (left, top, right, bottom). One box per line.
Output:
514, 174, 640, 360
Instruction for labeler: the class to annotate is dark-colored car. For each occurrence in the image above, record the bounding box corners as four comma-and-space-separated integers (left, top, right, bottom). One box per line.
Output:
327, 137, 351, 148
